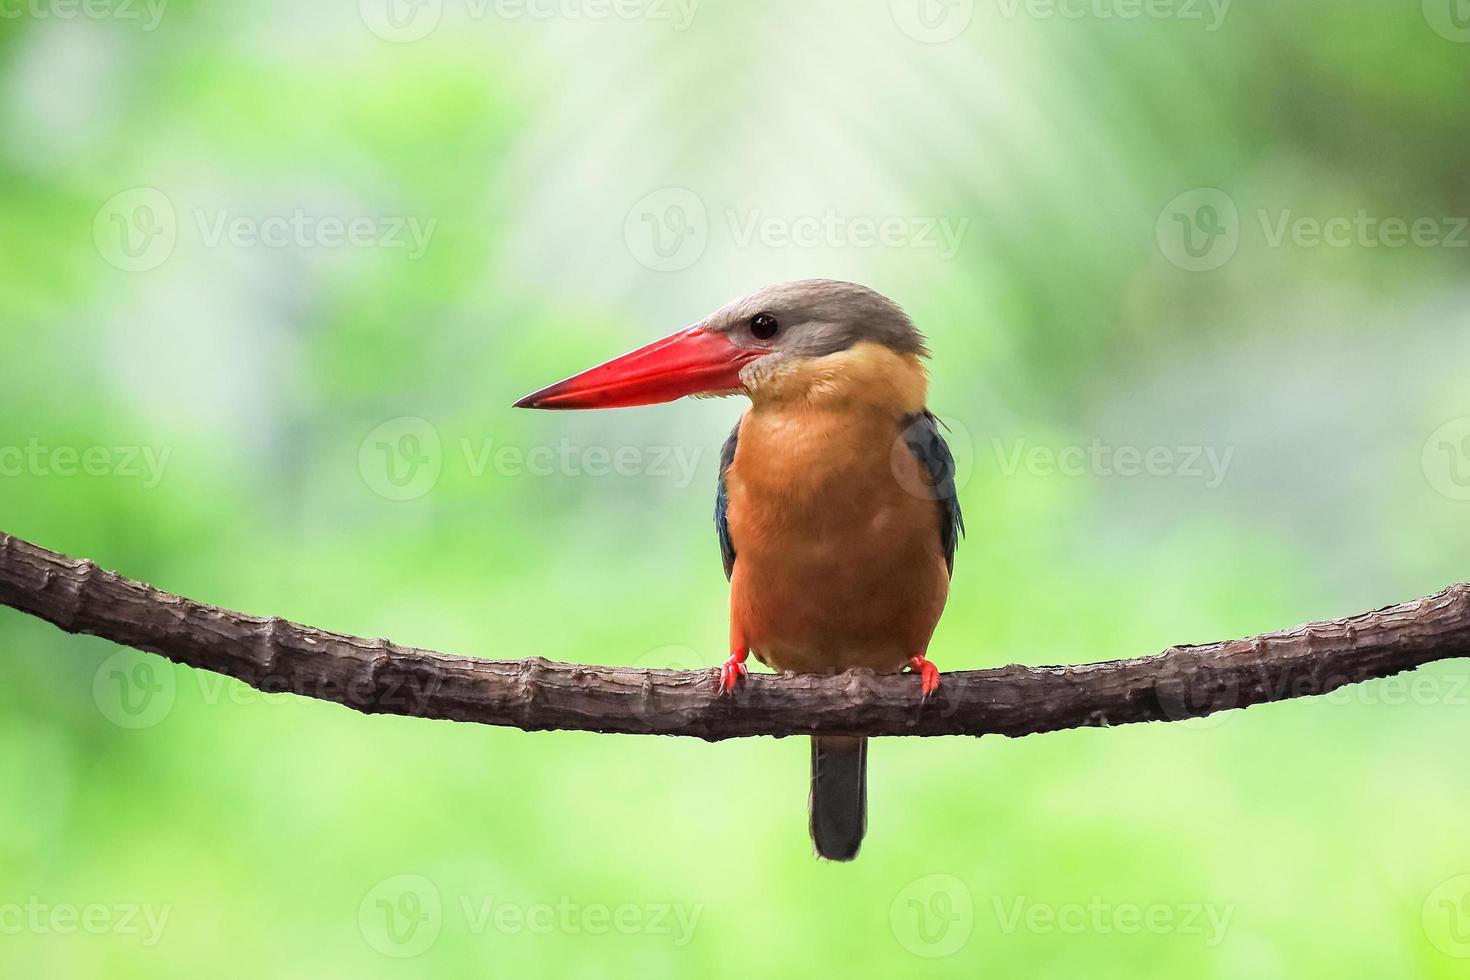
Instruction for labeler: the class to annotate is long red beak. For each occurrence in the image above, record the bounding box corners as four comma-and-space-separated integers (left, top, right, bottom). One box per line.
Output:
513, 327, 766, 410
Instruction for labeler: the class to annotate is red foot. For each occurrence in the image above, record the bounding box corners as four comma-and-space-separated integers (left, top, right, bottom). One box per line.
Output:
908, 654, 941, 697
718, 650, 749, 695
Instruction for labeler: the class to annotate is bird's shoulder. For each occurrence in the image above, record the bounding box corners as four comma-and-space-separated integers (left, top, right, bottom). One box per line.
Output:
714, 416, 742, 580
898, 410, 965, 576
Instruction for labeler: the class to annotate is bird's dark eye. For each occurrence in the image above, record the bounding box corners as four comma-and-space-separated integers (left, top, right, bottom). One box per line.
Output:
750, 313, 779, 341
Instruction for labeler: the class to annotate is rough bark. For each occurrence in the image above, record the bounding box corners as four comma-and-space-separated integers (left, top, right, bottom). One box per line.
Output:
2, 531, 1467, 740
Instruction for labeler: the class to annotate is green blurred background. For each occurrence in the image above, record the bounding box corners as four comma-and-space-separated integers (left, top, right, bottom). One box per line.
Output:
3, 0, 1470, 975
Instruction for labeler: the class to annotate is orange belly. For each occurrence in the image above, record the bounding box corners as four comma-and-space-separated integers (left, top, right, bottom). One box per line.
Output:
724, 405, 950, 675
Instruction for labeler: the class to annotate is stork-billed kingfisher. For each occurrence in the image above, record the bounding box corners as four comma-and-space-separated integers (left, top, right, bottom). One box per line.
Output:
514, 280, 963, 861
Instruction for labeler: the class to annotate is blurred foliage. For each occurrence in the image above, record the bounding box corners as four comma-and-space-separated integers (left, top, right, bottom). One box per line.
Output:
2, 1, 1470, 976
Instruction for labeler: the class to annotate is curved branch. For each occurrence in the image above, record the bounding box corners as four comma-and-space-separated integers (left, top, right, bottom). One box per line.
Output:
2, 530, 1468, 740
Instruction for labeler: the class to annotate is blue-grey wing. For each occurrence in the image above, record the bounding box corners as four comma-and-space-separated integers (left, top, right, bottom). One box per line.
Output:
715, 420, 740, 580
901, 411, 965, 576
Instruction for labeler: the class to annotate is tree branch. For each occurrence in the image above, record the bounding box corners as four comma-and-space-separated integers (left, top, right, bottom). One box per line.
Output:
2, 530, 1468, 740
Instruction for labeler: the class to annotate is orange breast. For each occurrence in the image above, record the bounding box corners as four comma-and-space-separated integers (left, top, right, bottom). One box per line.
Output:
724, 404, 950, 675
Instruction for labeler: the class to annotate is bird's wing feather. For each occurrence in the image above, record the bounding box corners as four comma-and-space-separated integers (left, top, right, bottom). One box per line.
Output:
901, 411, 965, 576
715, 419, 740, 580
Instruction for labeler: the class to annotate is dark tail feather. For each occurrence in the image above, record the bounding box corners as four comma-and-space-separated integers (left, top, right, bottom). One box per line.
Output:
809, 736, 867, 861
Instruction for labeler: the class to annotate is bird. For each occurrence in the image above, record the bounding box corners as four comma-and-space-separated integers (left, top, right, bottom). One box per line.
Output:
514, 279, 963, 860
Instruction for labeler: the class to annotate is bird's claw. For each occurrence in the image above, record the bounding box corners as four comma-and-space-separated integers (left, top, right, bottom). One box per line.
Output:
908, 654, 940, 698
718, 652, 748, 695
